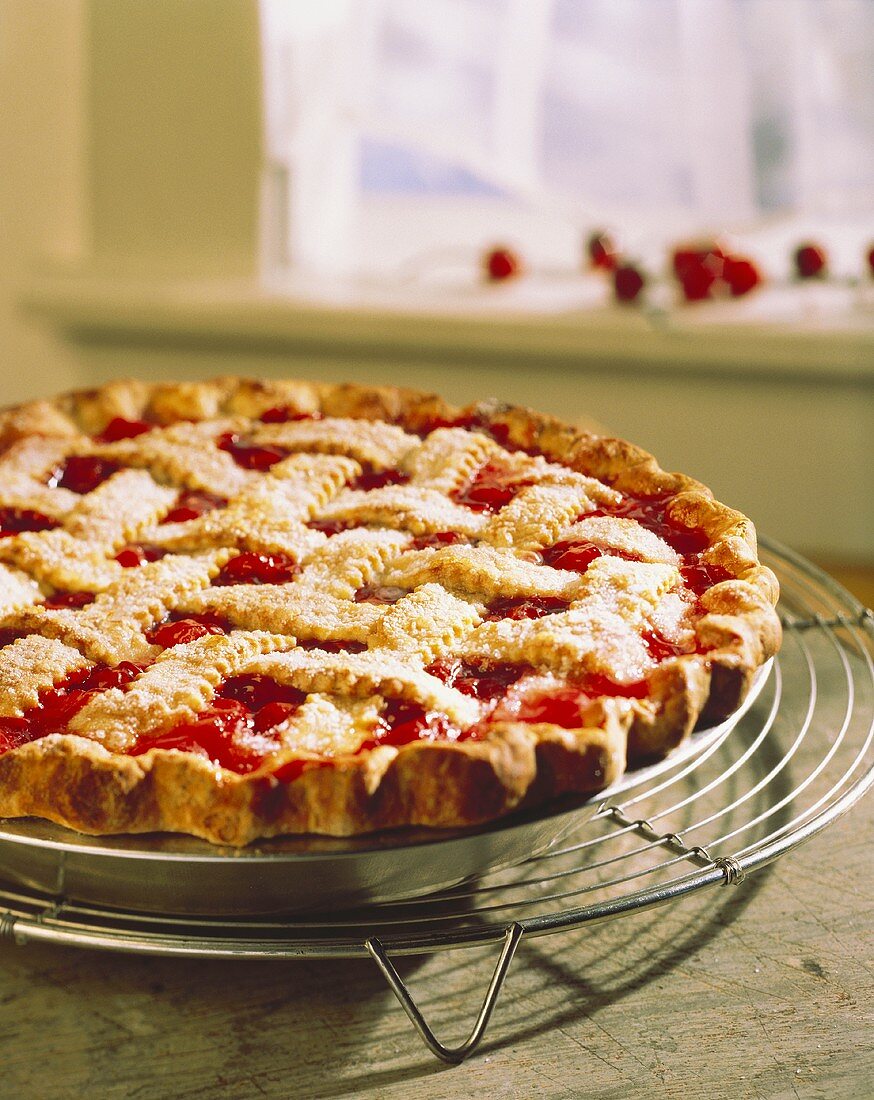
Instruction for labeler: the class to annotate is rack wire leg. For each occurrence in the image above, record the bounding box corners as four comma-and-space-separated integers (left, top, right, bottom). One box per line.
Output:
365, 923, 524, 1064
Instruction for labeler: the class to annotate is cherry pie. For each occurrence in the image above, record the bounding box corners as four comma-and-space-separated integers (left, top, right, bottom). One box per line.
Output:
0, 378, 780, 845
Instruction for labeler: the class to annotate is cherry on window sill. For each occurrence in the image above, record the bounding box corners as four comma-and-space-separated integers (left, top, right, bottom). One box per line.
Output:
482, 246, 523, 283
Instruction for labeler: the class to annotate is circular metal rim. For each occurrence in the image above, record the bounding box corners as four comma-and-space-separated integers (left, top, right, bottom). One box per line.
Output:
2, 537, 872, 959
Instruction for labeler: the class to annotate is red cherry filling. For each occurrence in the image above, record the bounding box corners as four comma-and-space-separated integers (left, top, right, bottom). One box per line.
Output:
354, 584, 407, 605
213, 552, 299, 586
680, 561, 731, 598
602, 495, 708, 556
307, 519, 352, 537
409, 530, 468, 550
41, 591, 96, 610
85, 662, 147, 691
94, 417, 153, 443
497, 674, 648, 729
429, 658, 528, 702
484, 595, 570, 621
543, 540, 609, 573
130, 675, 306, 774
268, 758, 332, 784
543, 495, 729, 598
115, 544, 166, 568
362, 699, 459, 751
220, 674, 306, 713
349, 467, 410, 491
0, 507, 59, 538
0, 662, 144, 755
412, 413, 534, 454
50, 456, 119, 494
162, 490, 227, 524
0, 718, 31, 754
131, 699, 263, 773
453, 461, 532, 513
297, 638, 367, 654
145, 616, 227, 649
259, 407, 322, 424
217, 432, 289, 471
642, 629, 697, 662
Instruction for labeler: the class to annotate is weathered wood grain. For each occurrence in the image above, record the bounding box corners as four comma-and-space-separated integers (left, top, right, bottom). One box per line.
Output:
0, 791, 871, 1100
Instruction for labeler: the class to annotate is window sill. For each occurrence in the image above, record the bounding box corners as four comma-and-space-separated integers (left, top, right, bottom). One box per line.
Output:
22, 270, 873, 385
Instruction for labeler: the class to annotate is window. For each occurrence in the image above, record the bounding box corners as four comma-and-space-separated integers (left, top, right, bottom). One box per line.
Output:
260, 0, 874, 277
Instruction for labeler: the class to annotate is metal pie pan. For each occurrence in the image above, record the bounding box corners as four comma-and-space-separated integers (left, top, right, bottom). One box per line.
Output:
0, 661, 772, 916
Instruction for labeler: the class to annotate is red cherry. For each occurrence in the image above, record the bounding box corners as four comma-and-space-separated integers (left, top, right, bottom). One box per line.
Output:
672, 244, 725, 281
867, 244, 874, 278
452, 461, 531, 513
131, 698, 265, 773
269, 759, 316, 784
213, 552, 299, 586
428, 659, 526, 702
95, 417, 153, 443
52, 456, 118, 494
587, 231, 618, 271
542, 540, 605, 573
370, 699, 456, 747
680, 262, 717, 302
794, 243, 827, 279
642, 629, 696, 663
115, 544, 166, 568
723, 256, 761, 297
349, 467, 410, 491
676, 247, 725, 302
680, 561, 731, 597
507, 684, 589, 728
219, 674, 306, 713
83, 662, 144, 691
146, 618, 226, 649
307, 519, 351, 537
409, 530, 467, 550
354, 584, 407, 605
162, 490, 227, 524
483, 246, 522, 282
217, 432, 289, 471
0, 718, 31, 754
252, 700, 300, 733
297, 638, 367, 654
259, 407, 322, 424
41, 591, 95, 610
0, 507, 58, 538
485, 596, 570, 621
613, 264, 646, 303
34, 686, 96, 731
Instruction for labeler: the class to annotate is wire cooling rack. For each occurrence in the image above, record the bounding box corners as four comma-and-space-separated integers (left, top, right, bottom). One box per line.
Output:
1, 538, 872, 1062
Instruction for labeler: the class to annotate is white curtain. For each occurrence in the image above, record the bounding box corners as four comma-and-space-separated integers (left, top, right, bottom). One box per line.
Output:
261, 0, 874, 269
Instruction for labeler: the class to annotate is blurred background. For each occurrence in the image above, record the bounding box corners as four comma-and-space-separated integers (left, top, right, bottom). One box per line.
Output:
0, 0, 871, 594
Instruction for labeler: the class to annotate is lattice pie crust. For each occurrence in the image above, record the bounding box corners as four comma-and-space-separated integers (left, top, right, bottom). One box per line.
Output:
0, 379, 780, 845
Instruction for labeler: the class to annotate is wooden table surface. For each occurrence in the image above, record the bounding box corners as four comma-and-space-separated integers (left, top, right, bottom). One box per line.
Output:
0, 778, 871, 1100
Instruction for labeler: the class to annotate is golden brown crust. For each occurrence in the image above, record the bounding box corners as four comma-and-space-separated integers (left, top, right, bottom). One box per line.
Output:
0, 721, 621, 845
0, 377, 781, 844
